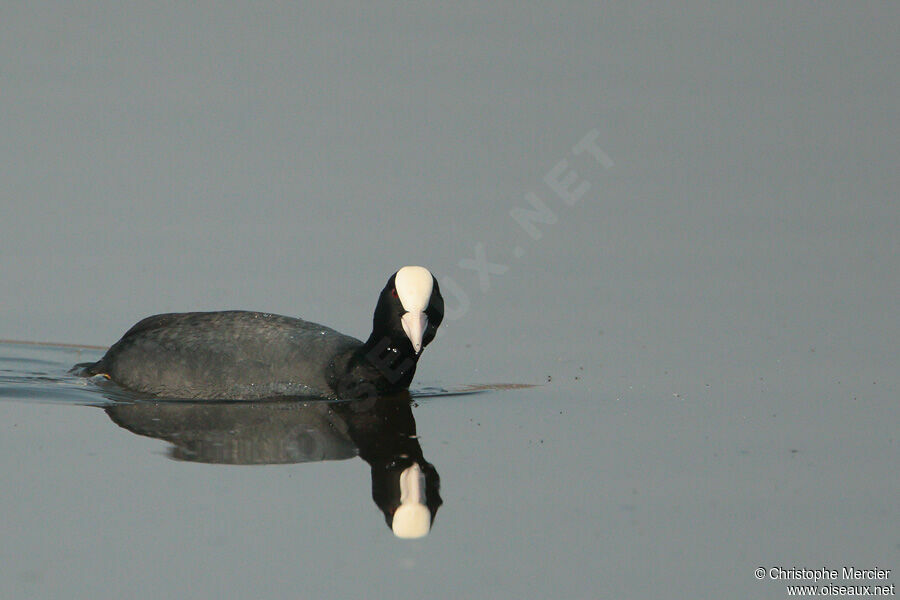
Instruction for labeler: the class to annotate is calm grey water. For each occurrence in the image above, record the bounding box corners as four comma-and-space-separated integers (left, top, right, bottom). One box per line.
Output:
1, 3, 897, 599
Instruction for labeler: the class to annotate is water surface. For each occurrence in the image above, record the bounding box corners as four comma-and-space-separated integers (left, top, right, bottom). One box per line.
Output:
1, 2, 898, 599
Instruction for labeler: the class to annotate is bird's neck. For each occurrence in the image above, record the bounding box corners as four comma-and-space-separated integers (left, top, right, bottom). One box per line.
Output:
334, 332, 420, 398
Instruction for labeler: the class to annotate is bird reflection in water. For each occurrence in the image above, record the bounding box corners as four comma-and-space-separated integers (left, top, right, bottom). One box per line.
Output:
104, 392, 441, 539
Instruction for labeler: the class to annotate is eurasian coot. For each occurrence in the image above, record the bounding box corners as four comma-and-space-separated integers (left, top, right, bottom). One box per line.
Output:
75, 266, 443, 400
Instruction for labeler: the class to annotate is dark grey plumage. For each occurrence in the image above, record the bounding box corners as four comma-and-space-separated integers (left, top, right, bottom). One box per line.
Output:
86, 311, 362, 399
75, 267, 444, 400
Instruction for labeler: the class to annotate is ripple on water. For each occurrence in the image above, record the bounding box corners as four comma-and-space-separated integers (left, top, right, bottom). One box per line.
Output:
0, 341, 108, 406
0, 341, 536, 406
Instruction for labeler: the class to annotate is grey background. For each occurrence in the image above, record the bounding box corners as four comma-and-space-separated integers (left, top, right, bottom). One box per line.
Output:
1, 3, 897, 599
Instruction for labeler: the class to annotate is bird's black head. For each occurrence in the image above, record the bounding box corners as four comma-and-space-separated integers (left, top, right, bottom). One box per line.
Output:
370, 266, 443, 356
341, 266, 443, 398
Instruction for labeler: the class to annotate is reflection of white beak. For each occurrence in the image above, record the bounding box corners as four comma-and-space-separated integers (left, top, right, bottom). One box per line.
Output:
392, 463, 431, 539
401, 311, 428, 354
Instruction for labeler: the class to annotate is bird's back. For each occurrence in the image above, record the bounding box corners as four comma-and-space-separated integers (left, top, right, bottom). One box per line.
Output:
89, 311, 363, 399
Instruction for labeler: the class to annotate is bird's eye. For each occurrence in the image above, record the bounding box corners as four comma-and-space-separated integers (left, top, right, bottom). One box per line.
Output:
391, 288, 398, 298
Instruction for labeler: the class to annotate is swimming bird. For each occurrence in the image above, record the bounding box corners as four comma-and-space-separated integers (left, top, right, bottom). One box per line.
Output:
75, 266, 443, 400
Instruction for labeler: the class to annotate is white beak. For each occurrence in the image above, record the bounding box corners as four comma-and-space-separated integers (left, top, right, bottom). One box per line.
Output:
401, 311, 428, 354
